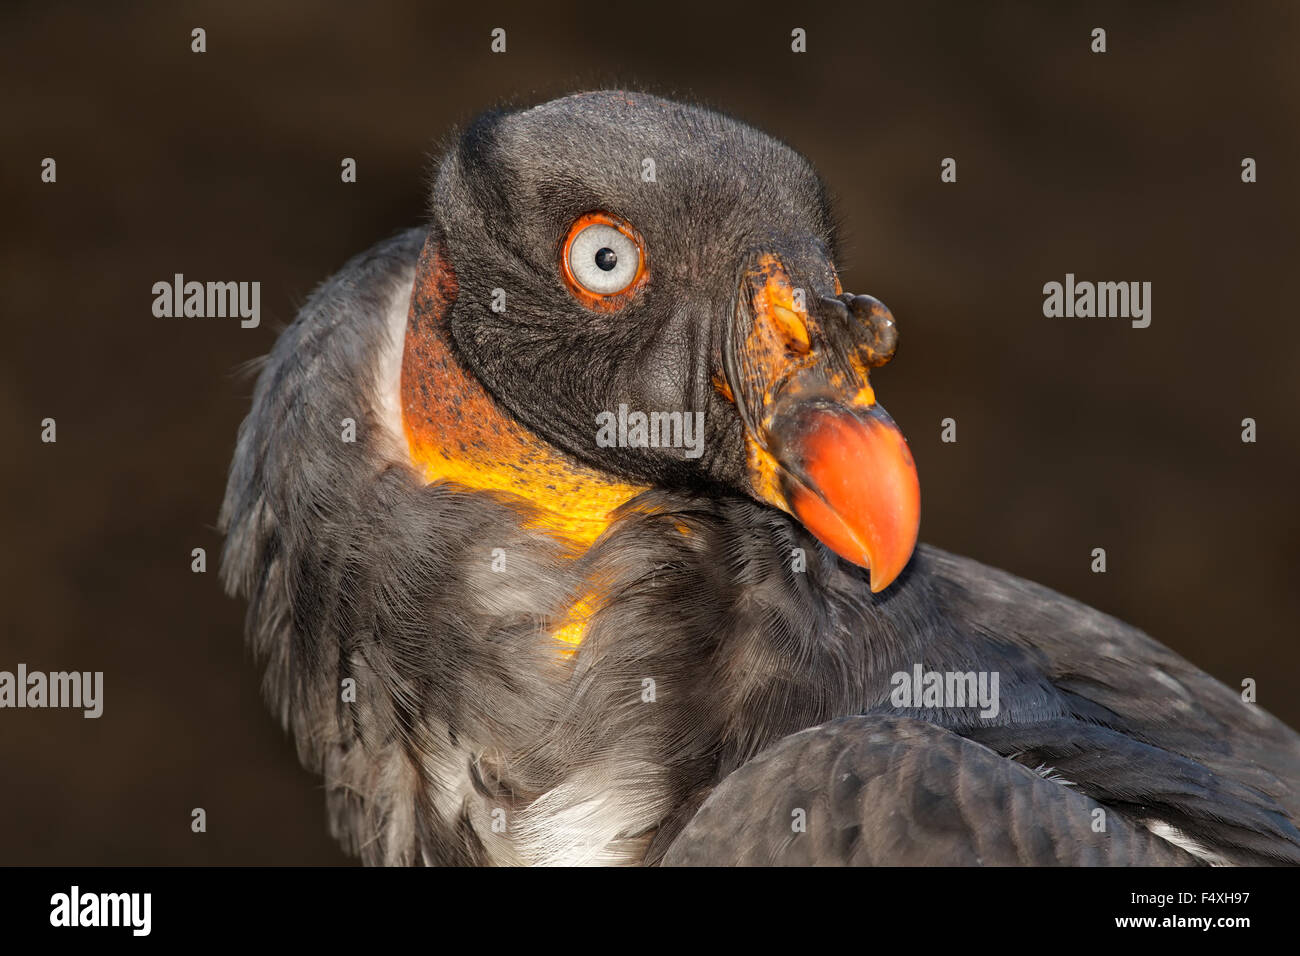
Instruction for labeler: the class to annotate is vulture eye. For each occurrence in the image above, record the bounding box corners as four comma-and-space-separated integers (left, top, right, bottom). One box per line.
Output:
561, 212, 647, 309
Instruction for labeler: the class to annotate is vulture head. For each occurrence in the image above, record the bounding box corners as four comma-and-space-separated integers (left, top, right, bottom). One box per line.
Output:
222, 90, 1300, 867
411, 91, 919, 591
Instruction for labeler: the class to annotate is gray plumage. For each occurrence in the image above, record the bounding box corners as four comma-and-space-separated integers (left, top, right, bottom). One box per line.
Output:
664, 716, 1199, 866
220, 92, 1300, 866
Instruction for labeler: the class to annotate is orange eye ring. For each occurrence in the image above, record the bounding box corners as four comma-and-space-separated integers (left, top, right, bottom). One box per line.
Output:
560, 212, 648, 311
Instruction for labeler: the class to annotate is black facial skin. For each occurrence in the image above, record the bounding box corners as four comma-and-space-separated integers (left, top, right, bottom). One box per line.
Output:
431, 91, 840, 494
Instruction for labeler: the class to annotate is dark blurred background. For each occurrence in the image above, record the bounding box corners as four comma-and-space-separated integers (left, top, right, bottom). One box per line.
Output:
2, 1, 1297, 864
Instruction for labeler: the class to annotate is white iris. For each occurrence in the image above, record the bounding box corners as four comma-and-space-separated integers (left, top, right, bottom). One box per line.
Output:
568, 223, 639, 294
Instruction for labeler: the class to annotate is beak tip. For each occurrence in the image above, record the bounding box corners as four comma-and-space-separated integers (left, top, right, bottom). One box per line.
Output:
867, 549, 911, 593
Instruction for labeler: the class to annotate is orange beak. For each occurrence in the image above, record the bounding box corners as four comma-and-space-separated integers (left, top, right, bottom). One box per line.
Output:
725, 255, 920, 592
769, 399, 920, 592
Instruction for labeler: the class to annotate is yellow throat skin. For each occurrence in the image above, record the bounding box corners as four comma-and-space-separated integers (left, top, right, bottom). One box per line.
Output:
399, 238, 647, 650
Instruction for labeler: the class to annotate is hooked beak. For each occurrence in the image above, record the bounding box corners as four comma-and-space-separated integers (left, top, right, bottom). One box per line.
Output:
723, 254, 920, 592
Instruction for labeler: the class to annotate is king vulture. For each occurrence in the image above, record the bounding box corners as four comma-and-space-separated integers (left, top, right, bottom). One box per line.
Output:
220, 91, 1300, 866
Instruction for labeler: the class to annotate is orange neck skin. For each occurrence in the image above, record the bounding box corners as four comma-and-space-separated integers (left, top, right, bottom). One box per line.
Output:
399, 237, 647, 550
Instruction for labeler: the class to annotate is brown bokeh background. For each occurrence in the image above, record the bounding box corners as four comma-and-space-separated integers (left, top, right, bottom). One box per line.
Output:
2, 1, 1297, 864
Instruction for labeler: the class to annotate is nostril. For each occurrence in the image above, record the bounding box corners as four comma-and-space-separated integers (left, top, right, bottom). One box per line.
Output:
771, 304, 812, 355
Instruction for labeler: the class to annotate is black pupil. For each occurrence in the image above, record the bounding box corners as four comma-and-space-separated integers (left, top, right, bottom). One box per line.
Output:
594, 247, 618, 271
